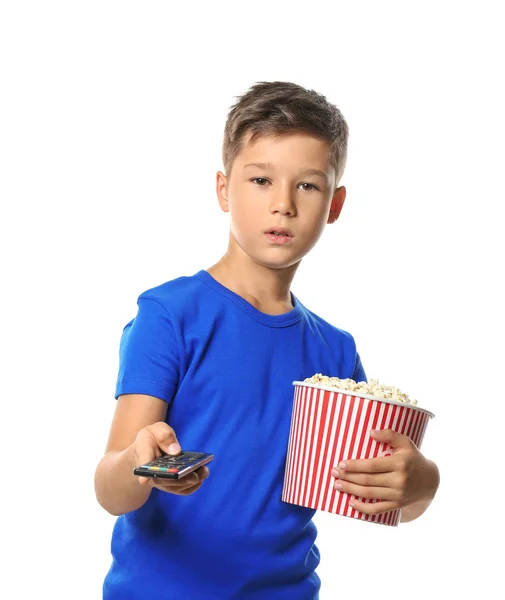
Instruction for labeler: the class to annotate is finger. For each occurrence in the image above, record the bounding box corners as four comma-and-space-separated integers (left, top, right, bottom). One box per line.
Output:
348, 498, 399, 516
148, 465, 209, 492
152, 473, 203, 494
335, 456, 395, 474
334, 479, 400, 501
162, 473, 200, 487
151, 479, 196, 494
332, 470, 392, 487
175, 468, 209, 485
370, 428, 414, 449
134, 424, 179, 470
153, 471, 201, 491
146, 422, 181, 455
196, 466, 210, 479
173, 481, 204, 496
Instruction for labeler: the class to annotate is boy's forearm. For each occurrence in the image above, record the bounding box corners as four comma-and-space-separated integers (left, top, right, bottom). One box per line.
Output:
94, 445, 152, 516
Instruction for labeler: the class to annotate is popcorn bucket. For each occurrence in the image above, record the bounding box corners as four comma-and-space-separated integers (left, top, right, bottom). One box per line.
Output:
281, 381, 435, 526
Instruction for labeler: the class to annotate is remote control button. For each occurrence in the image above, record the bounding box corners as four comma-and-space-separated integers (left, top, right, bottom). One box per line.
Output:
168, 468, 179, 473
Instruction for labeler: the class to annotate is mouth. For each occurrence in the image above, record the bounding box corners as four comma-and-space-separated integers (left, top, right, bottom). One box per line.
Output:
265, 227, 294, 238
265, 227, 294, 245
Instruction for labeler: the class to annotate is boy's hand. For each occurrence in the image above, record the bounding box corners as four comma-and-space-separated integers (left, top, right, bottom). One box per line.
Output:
331, 429, 439, 515
133, 422, 209, 496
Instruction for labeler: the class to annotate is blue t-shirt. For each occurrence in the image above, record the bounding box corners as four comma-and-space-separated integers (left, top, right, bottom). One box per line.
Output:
104, 270, 366, 600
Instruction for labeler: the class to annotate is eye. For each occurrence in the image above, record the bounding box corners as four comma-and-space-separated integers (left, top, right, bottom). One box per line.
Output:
299, 182, 320, 191
250, 178, 320, 191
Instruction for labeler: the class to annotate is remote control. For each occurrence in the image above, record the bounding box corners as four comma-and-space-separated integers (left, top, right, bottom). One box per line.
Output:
133, 451, 214, 480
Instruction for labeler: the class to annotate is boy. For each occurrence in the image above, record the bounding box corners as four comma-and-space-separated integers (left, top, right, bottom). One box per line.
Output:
94, 81, 440, 599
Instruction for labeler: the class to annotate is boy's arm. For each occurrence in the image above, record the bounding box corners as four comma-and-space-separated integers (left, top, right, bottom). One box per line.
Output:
94, 393, 173, 516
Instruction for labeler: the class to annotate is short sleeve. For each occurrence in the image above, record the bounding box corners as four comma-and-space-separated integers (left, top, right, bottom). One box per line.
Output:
115, 296, 181, 403
352, 352, 367, 383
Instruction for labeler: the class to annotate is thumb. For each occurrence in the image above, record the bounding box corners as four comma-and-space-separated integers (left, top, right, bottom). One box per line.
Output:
148, 422, 181, 455
369, 428, 412, 449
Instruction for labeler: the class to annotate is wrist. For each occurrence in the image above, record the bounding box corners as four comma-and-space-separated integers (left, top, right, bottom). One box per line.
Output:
125, 442, 141, 473
95, 445, 152, 516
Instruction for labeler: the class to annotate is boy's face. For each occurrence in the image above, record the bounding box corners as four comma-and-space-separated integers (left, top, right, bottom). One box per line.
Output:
216, 130, 346, 270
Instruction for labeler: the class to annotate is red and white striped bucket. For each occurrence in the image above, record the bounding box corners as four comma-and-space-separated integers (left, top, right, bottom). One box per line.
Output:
281, 381, 435, 526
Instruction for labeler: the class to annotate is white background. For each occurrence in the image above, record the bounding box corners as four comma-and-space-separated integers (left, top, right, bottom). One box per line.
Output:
1, 1, 504, 598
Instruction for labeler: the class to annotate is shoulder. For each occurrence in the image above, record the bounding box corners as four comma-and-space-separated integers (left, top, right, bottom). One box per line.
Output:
138, 272, 204, 310
299, 302, 357, 348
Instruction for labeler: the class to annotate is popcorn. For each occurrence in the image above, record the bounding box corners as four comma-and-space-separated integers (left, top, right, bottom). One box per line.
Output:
303, 374, 418, 406
283, 378, 433, 526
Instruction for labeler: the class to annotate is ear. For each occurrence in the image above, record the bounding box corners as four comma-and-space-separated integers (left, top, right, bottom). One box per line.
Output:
216, 171, 230, 213
327, 186, 346, 224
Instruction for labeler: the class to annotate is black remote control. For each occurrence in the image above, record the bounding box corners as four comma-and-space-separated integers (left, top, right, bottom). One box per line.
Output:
133, 451, 214, 480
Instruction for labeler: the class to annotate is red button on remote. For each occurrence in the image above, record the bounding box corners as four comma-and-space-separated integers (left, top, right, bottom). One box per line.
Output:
168, 468, 178, 473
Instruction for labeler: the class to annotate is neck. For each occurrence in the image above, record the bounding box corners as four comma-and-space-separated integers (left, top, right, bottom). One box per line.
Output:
207, 235, 301, 310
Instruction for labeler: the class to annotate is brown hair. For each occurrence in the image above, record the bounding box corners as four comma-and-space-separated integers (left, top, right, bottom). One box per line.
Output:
222, 81, 349, 187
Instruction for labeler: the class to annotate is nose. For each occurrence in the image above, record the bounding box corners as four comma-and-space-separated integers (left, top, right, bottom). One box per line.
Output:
269, 188, 296, 216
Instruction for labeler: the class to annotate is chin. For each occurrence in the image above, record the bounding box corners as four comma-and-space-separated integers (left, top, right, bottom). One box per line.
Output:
235, 236, 307, 270
251, 252, 303, 271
